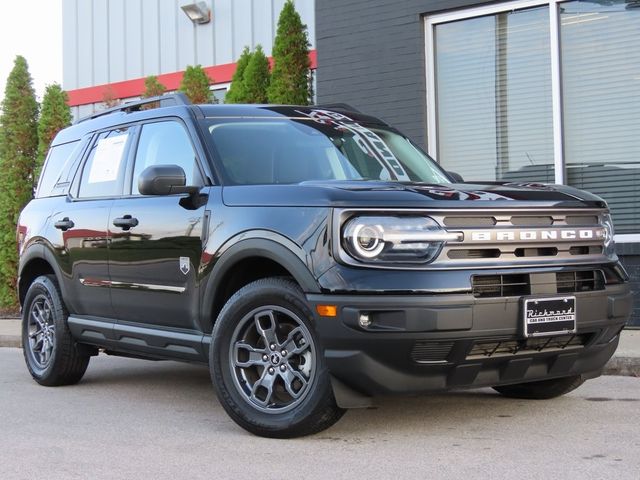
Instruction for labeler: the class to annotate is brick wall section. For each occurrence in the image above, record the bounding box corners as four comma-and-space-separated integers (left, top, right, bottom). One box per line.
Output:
316, 0, 490, 149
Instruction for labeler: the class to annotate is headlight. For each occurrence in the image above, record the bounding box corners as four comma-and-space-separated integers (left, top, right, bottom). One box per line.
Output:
342, 216, 461, 264
601, 213, 615, 257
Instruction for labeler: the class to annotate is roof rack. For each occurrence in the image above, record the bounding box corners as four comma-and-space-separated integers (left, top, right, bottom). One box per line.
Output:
75, 93, 192, 124
313, 103, 361, 113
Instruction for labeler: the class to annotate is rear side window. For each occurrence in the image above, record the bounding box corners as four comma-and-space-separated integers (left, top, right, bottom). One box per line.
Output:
78, 128, 131, 198
36, 141, 80, 198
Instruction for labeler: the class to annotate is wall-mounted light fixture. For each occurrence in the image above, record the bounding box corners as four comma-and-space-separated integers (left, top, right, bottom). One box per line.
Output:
181, 2, 211, 24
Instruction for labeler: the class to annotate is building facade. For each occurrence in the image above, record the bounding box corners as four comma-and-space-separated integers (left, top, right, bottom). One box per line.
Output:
62, 0, 316, 118
62, 0, 639, 325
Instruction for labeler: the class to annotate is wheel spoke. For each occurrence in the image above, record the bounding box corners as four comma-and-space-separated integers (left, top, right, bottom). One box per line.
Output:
29, 327, 44, 339
281, 327, 311, 357
279, 365, 308, 399
31, 334, 44, 352
233, 342, 267, 368
250, 370, 276, 406
254, 310, 279, 347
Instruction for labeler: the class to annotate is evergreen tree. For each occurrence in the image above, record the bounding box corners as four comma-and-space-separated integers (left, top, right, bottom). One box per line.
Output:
102, 86, 121, 108
142, 75, 166, 98
267, 0, 312, 105
243, 45, 270, 104
141, 75, 167, 110
0, 56, 39, 306
179, 65, 212, 104
36, 83, 71, 184
225, 47, 252, 104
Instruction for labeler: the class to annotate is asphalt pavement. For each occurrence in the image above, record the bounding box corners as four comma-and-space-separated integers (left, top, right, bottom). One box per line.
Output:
0, 348, 638, 480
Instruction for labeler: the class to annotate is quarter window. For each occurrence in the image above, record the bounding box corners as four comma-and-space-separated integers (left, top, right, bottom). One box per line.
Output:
36, 140, 80, 198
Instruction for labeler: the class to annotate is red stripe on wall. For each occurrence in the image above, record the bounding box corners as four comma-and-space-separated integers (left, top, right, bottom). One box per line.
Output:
67, 50, 318, 107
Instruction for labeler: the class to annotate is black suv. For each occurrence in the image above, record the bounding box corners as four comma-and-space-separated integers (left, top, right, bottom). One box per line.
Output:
18, 94, 631, 438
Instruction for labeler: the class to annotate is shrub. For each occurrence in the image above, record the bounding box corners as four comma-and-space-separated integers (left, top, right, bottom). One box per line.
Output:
179, 65, 213, 104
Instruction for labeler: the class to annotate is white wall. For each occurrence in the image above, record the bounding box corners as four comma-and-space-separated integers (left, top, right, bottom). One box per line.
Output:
63, 0, 316, 90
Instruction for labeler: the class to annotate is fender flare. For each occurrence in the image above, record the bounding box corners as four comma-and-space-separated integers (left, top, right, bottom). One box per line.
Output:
200, 233, 321, 327
18, 241, 69, 306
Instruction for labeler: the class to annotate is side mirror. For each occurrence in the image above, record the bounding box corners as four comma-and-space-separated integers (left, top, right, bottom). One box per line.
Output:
447, 171, 464, 183
138, 164, 199, 196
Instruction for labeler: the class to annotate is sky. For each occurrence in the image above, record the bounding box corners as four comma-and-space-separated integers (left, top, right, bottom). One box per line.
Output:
0, 0, 63, 101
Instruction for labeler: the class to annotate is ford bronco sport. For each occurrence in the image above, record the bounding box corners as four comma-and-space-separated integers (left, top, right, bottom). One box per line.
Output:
18, 94, 631, 438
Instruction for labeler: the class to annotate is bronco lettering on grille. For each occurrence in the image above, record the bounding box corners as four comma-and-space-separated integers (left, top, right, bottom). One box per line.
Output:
469, 228, 605, 243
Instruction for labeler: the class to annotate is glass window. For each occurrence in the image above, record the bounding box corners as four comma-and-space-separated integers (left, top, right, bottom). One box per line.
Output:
78, 128, 130, 198
433, 6, 554, 183
561, 0, 640, 234
132, 121, 202, 194
205, 118, 450, 185
36, 140, 80, 198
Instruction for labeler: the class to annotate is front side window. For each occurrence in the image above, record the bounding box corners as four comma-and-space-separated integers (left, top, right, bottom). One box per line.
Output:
78, 128, 130, 198
132, 121, 202, 194
205, 117, 450, 185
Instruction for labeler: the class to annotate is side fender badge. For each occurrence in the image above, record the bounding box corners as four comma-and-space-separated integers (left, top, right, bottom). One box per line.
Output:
179, 257, 190, 275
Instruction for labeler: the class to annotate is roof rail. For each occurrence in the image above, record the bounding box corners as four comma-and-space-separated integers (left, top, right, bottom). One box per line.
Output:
74, 93, 192, 124
313, 103, 361, 113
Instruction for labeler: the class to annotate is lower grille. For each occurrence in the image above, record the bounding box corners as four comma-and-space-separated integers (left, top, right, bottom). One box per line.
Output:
557, 270, 605, 293
471, 274, 530, 297
472, 270, 605, 298
467, 334, 590, 360
411, 341, 454, 363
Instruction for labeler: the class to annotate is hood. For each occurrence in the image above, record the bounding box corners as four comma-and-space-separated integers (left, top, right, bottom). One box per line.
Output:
222, 180, 607, 210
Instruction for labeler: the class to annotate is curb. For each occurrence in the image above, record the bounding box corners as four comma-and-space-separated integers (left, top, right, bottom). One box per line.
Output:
0, 335, 21, 348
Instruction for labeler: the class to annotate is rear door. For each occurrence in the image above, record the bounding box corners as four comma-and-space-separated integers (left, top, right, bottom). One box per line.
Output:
108, 119, 209, 330
53, 127, 133, 317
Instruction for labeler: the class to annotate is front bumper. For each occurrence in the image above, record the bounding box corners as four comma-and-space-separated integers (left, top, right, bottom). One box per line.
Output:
306, 283, 631, 396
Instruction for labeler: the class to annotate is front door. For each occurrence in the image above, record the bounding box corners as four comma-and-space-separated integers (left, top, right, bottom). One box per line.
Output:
108, 119, 208, 330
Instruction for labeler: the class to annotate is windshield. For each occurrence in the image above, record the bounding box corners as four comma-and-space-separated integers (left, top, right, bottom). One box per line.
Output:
203, 116, 450, 185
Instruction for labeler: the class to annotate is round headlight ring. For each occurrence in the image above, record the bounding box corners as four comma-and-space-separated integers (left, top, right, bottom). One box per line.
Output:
351, 223, 385, 258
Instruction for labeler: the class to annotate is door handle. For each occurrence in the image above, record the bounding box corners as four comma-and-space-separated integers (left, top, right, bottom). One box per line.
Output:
113, 215, 139, 231
54, 217, 74, 231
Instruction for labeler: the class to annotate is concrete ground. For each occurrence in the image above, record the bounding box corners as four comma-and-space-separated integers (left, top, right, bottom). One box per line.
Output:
0, 348, 638, 480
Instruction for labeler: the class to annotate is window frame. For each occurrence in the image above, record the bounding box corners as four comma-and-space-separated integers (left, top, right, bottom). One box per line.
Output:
72, 125, 137, 201
424, 0, 638, 242
124, 117, 207, 197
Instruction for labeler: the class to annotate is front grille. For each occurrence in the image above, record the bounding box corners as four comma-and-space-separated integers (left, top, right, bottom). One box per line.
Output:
472, 270, 605, 298
411, 341, 454, 363
434, 209, 607, 267
466, 333, 590, 360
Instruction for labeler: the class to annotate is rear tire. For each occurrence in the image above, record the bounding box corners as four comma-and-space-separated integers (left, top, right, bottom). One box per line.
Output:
22, 275, 90, 386
210, 277, 344, 438
493, 375, 585, 400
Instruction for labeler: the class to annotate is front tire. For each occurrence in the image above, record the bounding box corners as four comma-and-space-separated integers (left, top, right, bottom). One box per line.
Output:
22, 275, 90, 386
210, 277, 344, 438
493, 375, 585, 399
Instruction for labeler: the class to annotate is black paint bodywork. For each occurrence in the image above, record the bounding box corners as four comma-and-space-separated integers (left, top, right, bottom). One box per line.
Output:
17, 104, 631, 400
